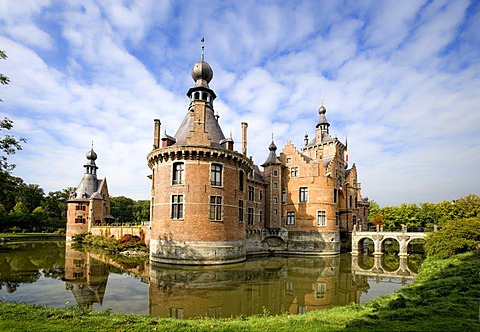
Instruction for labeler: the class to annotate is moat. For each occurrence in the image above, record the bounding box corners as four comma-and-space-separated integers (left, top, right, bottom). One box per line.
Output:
0, 241, 424, 318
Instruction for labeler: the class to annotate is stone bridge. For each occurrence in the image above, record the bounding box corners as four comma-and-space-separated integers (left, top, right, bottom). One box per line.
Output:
351, 225, 430, 257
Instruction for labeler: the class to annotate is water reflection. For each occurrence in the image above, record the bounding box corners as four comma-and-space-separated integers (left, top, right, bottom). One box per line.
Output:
63, 243, 109, 309
0, 242, 424, 317
149, 255, 369, 318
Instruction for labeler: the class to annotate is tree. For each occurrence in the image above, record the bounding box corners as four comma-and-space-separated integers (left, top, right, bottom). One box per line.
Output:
133, 200, 150, 222
425, 217, 480, 258
1, 50, 10, 101
0, 117, 26, 173
18, 183, 45, 213
372, 213, 385, 227
110, 196, 135, 223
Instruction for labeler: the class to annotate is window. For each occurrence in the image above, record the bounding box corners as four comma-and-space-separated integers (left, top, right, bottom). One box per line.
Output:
74, 259, 84, 268
209, 196, 222, 221
290, 166, 299, 177
353, 215, 357, 226
317, 211, 326, 226
355, 196, 358, 208
238, 200, 244, 222
239, 170, 244, 191
172, 162, 184, 184
259, 210, 263, 223
273, 182, 278, 189
76, 203, 86, 211
299, 187, 308, 203
170, 308, 183, 319
285, 282, 294, 295
334, 188, 337, 203
211, 163, 222, 186
336, 212, 339, 227
273, 170, 278, 176
274, 209, 278, 215
282, 188, 286, 203
259, 190, 263, 200
349, 195, 353, 208
171, 195, 184, 219
75, 215, 84, 224
286, 211, 295, 225
273, 196, 278, 204
247, 207, 254, 225
248, 186, 255, 201
74, 272, 84, 279
286, 157, 292, 164
315, 283, 326, 299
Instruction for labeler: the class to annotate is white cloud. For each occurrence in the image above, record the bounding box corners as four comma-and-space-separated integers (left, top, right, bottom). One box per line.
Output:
1, 0, 479, 207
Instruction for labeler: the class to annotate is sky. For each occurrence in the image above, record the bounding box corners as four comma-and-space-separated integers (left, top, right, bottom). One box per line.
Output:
1, 0, 479, 207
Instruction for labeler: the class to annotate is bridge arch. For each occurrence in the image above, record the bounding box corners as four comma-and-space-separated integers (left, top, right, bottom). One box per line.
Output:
352, 230, 427, 256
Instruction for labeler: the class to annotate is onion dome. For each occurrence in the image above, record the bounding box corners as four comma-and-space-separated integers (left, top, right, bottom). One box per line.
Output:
316, 104, 330, 133
191, 60, 213, 88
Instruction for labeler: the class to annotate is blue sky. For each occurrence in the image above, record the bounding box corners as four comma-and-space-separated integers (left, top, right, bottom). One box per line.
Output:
1, 0, 479, 206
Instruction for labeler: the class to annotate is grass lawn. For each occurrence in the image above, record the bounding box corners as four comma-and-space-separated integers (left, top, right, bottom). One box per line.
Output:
0, 250, 478, 331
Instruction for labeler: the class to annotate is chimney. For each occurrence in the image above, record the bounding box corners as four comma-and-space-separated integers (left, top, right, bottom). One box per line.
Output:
153, 119, 161, 149
241, 122, 248, 155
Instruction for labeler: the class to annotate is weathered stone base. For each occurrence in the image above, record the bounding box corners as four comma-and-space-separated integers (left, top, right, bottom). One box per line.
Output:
150, 240, 246, 265
284, 230, 340, 255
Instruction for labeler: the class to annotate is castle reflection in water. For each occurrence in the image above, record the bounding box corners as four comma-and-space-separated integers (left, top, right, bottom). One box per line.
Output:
63, 243, 374, 318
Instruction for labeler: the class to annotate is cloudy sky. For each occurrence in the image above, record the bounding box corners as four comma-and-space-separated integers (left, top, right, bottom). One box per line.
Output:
1, 0, 479, 206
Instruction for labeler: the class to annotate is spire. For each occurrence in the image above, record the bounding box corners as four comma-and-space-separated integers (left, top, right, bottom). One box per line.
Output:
316, 102, 330, 134
201, 37, 205, 61
262, 137, 282, 166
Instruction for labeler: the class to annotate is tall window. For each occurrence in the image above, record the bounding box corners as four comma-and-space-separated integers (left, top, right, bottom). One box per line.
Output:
333, 188, 337, 203
238, 200, 244, 222
209, 196, 222, 221
273, 182, 278, 189
315, 283, 326, 299
353, 215, 357, 226
172, 162, 184, 185
273, 196, 278, 204
286, 211, 295, 225
171, 195, 184, 219
355, 196, 358, 208
248, 186, 255, 201
259, 210, 263, 223
239, 170, 244, 191
336, 212, 339, 226
299, 187, 308, 202
259, 190, 263, 200
282, 188, 287, 203
317, 211, 326, 226
290, 166, 299, 177
211, 164, 222, 186
247, 207, 254, 225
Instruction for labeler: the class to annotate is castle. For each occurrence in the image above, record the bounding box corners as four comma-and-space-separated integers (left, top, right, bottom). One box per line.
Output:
66, 50, 369, 265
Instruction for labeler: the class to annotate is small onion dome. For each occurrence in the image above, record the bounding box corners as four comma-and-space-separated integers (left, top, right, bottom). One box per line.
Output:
86, 148, 97, 161
268, 140, 277, 151
191, 60, 213, 88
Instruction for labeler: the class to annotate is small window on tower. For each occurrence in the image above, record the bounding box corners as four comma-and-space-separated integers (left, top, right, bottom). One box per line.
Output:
172, 162, 184, 185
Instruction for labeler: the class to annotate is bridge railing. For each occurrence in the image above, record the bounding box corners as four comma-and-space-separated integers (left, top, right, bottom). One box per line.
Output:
356, 225, 438, 233
91, 221, 150, 227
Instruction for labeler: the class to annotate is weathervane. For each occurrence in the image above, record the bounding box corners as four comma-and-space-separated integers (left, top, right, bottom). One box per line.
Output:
201, 37, 205, 61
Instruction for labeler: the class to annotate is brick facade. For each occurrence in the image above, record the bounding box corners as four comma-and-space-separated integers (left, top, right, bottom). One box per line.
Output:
148, 56, 369, 265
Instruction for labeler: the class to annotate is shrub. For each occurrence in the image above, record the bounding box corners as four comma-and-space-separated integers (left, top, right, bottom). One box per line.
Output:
425, 217, 480, 258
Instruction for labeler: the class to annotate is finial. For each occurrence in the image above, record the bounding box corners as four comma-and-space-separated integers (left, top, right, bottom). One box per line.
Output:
271, 132, 274, 141
91, 140, 94, 150
321, 94, 324, 106
201, 37, 205, 61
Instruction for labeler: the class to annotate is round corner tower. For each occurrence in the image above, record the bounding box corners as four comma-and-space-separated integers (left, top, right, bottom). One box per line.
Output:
147, 53, 253, 265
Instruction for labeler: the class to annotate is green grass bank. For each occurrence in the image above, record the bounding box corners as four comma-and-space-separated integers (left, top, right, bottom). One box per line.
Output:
1, 250, 478, 332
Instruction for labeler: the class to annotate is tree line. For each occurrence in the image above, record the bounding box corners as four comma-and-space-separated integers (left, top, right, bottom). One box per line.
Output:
368, 193, 480, 229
